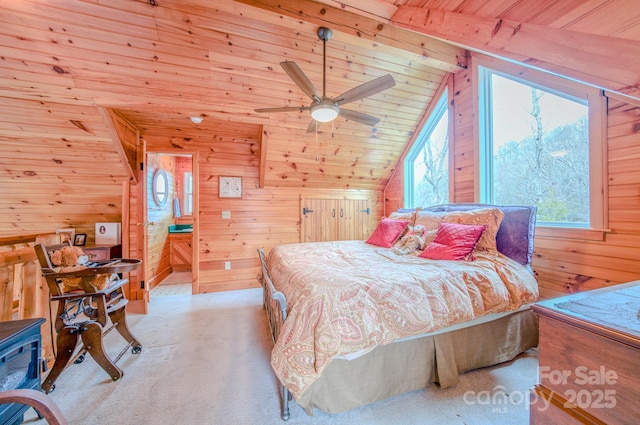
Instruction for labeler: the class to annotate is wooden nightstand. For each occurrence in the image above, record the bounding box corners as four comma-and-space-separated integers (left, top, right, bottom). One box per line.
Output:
82, 244, 122, 261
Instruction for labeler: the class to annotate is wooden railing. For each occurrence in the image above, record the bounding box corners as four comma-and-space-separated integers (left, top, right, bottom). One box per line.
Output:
0, 234, 60, 366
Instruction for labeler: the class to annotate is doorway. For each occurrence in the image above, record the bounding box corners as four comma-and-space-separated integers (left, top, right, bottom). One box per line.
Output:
145, 152, 196, 297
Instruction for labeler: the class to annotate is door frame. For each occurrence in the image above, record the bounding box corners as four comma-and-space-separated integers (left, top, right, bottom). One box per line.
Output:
145, 149, 199, 297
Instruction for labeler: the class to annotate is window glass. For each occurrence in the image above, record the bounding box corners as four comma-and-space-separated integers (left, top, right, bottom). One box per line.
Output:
184, 172, 193, 215
479, 67, 594, 227
152, 169, 168, 206
405, 92, 449, 208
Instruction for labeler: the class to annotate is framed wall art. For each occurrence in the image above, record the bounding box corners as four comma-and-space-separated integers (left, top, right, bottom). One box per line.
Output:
73, 233, 87, 246
219, 176, 242, 198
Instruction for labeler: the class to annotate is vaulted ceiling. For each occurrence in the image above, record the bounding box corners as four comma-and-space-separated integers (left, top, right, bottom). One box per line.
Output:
1, 0, 639, 190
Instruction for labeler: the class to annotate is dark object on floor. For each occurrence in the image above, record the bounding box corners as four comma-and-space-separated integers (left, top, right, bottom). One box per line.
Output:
0, 318, 45, 425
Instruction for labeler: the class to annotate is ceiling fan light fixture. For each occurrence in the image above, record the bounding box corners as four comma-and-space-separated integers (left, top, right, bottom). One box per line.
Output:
190, 116, 203, 124
310, 102, 339, 122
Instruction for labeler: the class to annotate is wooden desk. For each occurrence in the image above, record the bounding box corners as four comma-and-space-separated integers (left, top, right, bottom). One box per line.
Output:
83, 244, 121, 261
530, 281, 640, 424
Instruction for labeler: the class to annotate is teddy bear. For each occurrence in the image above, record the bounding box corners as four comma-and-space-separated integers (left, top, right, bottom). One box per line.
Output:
392, 224, 427, 255
49, 245, 115, 292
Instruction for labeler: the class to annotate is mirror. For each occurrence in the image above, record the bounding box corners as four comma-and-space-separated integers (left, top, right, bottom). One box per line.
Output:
152, 169, 169, 206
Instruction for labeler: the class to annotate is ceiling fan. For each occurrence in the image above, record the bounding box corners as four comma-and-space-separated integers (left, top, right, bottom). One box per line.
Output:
255, 27, 396, 133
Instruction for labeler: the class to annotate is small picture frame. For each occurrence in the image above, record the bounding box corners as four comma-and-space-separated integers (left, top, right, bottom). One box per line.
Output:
73, 233, 87, 246
219, 176, 243, 198
56, 228, 76, 244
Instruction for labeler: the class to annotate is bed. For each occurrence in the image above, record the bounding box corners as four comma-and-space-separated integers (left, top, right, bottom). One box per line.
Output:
258, 204, 539, 420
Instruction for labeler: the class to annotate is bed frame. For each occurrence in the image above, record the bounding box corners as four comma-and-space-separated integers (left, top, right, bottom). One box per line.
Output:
258, 248, 538, 420
257, 204, 540, 420
257, 248, 292, 420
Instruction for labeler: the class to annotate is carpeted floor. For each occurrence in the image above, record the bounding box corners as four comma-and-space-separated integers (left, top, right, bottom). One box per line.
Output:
25, 288, 539, 425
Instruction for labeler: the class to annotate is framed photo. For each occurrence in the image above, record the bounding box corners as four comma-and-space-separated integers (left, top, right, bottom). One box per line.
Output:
56, 228, 75, 244
73, 233, 87, 246
219, 176, 243, 198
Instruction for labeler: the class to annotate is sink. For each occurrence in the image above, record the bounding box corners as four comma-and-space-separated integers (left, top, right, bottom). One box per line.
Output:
168, 224, 193, 233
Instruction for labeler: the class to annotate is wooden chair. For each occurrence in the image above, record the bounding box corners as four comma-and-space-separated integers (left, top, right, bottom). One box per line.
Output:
34, 242, 142, 393
0, 389, 68, 425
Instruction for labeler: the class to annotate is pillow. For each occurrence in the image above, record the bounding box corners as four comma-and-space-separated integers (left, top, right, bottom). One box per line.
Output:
366, 218, 409, 248
414, 210, 448, 232
441, 208, 504, 252
423, 229, 438, 246
388, 210, 416, 226
420, 203, 537, 265
419, 222, 487, 261
492, 206, 536, 265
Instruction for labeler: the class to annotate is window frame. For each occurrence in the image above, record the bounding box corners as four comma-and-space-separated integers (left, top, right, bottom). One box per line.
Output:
474, 56, 607, 233
404, 89, 451, 209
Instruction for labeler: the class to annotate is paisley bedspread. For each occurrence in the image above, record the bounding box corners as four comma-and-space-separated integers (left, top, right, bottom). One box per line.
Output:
265, 240, 539, 399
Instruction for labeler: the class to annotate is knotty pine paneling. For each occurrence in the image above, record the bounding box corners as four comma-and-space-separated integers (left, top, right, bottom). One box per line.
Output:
143, 118, 383, 292
0, 101, 126, 240
145, 153, 175, 289
3, 0, 640, 299
450, 67, 476, 203
384, 162, 404, 215
384, 54, 640, 300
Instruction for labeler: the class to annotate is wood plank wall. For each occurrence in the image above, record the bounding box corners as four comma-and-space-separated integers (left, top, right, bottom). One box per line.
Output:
385, 55, 640, 299
144, 126, 383, 293
0, 99, 128, 242
145, 153, 175, 289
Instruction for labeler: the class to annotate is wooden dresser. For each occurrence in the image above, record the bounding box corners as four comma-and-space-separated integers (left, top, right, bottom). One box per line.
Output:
82, 244, 122, 261
530, 281, 640, 424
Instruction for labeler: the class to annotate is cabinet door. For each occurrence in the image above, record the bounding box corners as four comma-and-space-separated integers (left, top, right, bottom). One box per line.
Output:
337, 199, 370, 240
301, 198, 338, 242
301, 198, 370, 242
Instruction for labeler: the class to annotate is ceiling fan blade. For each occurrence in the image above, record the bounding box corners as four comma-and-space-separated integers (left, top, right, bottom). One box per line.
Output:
306, 120, 326, 133
280, 61, 321, 101
339, 108, 381, 126
334, 74, 396, 106
254, 106, 309, 113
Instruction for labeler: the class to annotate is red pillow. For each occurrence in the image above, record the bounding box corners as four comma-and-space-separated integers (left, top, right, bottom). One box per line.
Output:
419, 222, 487, 261
366, 218, 409, 248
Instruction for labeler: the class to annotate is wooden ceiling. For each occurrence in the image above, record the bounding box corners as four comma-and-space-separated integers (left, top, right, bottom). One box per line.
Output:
1, 0, 639, 190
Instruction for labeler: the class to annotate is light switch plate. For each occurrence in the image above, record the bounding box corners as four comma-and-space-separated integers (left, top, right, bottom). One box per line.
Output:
224, 261, 231, 270
222, 210, 231, 219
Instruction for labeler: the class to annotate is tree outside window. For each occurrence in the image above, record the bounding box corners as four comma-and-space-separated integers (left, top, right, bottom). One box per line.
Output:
479, 67, 598, 227
405, 92, 449, 208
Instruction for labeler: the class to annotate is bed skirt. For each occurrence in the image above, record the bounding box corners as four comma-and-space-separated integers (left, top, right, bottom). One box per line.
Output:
295, 308, 539, 414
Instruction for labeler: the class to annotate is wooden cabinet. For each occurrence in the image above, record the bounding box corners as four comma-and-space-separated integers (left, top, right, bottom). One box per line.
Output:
169, 233, 192, 272
530, 281, 640, 424
301, 198, 370, 242
83, 244, 122, 261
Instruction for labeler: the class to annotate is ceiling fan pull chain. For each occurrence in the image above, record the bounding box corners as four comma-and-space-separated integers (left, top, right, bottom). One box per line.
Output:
322, 35, 327, 98
315, 121, 319, 162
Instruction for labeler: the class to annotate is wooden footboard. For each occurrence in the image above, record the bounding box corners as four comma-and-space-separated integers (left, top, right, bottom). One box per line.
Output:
257, 248, 291, 420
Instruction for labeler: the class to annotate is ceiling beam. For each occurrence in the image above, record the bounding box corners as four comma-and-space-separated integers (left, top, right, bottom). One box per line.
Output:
392, 6, 640, 101
313, 0, 397, 23
98, 107, 139, 183
233, 0, 467, 73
